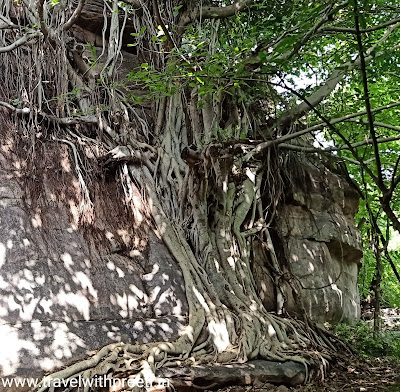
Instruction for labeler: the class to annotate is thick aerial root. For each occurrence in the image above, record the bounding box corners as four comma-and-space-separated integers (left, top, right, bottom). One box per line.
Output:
32, 162, 341, 390
34, 311, 342, 392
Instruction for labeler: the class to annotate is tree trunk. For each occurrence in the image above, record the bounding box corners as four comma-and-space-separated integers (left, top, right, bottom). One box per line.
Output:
372, 235, 382, 335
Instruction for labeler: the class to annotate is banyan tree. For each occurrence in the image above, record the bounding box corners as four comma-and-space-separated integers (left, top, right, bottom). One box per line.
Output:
1, 0, 400, 390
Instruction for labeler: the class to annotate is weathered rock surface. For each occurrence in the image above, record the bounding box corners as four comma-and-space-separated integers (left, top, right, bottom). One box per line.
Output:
158, 360, 306, 390
252, 162, 362, 323
276, 163, 363, 323
0, 136, 188, 383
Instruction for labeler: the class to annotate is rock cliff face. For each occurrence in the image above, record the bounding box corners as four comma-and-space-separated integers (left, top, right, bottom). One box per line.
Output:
251, 162, 363, 324
0, 128, 188, 384
0, 123, 362, 384
276, 163, 363, 323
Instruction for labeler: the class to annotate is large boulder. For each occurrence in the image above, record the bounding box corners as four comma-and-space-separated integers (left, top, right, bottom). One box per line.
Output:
276, 163, 362, 323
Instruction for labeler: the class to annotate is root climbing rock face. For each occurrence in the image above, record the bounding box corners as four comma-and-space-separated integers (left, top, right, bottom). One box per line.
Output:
0, 0, 364, 390
29, 160, 345, 392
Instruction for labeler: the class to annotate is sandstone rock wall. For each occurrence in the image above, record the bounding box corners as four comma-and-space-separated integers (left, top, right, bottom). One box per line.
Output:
0, 133, 188, 383
276, 163, 363, 323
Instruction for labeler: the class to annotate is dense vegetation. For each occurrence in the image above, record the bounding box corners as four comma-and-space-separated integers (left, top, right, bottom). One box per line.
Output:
1, 0, 400, 389
335, 321, 400, 360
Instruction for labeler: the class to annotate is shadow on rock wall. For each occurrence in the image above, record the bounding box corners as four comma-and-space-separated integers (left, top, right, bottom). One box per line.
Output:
251, 160, 363, 324
0, 123, 188, 380
0, 113, 363, 385
276, 162, 363, 323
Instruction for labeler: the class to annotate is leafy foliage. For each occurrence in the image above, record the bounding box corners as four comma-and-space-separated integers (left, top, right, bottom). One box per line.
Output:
335, 322, 400, 359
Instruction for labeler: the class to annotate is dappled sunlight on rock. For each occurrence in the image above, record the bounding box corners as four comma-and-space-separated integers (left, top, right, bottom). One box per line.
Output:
275, 163, 362, 323
208, 320, 230, 352
0, 324, 40, 375
51, 324, 85, 359
31, 213, 42, 228
0, 140, 189, 381
0, 242, 5, 268
267, 323, 276, 338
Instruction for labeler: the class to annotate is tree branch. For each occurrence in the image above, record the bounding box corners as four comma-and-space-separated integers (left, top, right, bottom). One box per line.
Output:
37, 0, 49, 40
45, 114, 98, 125
353, 0, 383, 188
70, 43, 96, 79
279, 135, 400, 153
275, 3, 345, 63
346, 119, 400, 133
248, 2, 347, 68
261, 80, 381, 184
200, 0, 254, 19
0, 17, 18, 29
381, 201, 400, 234
320, 16, 400, 34
246, 102, 400, 159
153, 0, 175, 50
275, 21, 400, 129
0, 101, 97, 124
0, 33, 37, 53
62, 0, 86, 31
279, 64, 400, 234
0, 101, 30, 114
390, 154, 400, 196
278, 144, 363, 165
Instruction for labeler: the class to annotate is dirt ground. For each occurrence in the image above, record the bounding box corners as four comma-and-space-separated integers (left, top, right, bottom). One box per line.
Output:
224, 360, 400, 392
291, 359, 400, 392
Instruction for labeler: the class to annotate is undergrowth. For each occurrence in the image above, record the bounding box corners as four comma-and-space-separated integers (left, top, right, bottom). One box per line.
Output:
334, 321, 400, 361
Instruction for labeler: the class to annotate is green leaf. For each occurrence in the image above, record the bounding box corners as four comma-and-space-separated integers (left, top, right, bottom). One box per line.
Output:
258, 52, 267, 62
173, 5, 183, 17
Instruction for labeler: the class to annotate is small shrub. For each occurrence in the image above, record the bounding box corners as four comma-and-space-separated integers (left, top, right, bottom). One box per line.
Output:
334, 321, 400, 360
